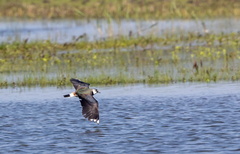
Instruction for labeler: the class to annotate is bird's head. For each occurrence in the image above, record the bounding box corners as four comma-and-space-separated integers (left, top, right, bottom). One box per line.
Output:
92, 89, 100, 95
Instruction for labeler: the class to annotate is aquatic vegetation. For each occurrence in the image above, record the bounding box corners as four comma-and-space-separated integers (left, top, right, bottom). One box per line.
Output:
0, 32, 239, 87
0, 0, 239, 19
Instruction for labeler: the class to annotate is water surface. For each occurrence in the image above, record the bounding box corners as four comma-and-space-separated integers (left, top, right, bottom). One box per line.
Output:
0, 18, 239, 43
1, 82, 240, 153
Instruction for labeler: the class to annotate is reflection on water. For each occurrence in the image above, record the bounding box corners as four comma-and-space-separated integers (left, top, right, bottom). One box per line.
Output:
0, 82, 240, 153
0, 18, 239, 43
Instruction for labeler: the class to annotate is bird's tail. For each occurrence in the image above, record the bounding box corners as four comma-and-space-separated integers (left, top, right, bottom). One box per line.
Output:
63, 94, 70, 97
63, 92, 77, 98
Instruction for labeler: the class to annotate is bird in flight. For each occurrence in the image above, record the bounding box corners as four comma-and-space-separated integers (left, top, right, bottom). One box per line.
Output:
63, 78, 100, 124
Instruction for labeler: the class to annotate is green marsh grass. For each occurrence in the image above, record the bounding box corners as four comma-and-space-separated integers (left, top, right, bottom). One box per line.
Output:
0, 32, 239, 87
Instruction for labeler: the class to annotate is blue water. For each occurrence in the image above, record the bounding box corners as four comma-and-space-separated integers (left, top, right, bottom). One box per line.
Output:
0, 82, 240, 153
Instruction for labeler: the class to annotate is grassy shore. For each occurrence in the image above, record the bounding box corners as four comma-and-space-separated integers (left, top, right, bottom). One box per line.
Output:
0, 0, 239, 19
0, 1, 239, 87
0, 32, 239, 87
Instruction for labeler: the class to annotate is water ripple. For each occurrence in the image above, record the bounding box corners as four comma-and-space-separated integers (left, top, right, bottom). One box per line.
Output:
0, 82, 240, 153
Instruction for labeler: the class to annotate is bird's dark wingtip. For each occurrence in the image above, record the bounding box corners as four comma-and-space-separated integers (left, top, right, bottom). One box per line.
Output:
70, 78, 90, 86
70, 78, 76, 82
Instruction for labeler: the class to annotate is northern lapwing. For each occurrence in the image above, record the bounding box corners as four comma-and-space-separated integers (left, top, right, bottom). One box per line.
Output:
63, 78, 100, 124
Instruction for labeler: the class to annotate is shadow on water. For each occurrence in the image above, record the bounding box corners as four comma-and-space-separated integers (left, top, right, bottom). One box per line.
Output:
83, 129, 103, 136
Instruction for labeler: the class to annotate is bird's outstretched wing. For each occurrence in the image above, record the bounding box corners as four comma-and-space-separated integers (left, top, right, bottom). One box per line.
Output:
70, 78, 90, 90
80, 95, 99, 123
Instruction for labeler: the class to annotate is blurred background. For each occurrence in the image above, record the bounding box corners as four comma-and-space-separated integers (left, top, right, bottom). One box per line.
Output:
0, 0, 239, 87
